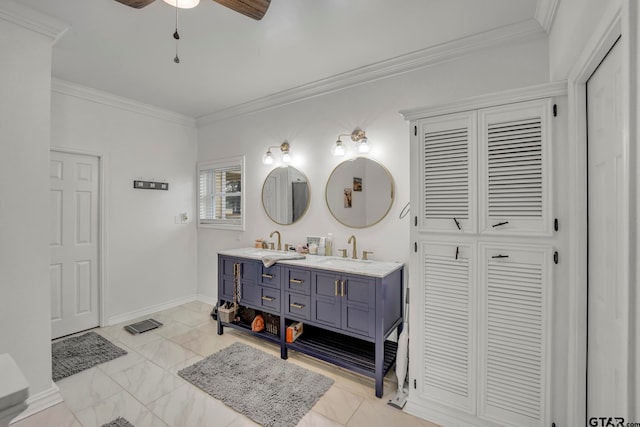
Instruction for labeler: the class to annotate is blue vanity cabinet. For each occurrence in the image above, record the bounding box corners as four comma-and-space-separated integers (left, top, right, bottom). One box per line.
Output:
217, 251, 404, 398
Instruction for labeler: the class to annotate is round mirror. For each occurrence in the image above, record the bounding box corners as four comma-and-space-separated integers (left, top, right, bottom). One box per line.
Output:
325, 157, 395, 228
262, 166, 310, 225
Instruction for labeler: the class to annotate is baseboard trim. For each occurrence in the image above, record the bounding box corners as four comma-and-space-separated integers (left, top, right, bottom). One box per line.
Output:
106, 294, 197, 326
196, 294, 217, 306
10, 383, 62, 424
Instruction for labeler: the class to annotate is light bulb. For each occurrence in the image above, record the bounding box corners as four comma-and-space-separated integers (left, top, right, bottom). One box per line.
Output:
332, 140, 345, 156
282, 152, 291, 164
358, 138, 370, 153
263, 151, 274, 165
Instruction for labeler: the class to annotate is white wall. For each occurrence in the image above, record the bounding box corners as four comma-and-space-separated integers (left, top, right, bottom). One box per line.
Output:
549, 0, 621, 80
50, 88, 198, 322
0, 17, 56, 397
197, 35, 550, 301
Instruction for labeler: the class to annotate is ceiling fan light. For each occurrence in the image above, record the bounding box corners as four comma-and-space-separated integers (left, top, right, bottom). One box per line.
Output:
163, 0, 200, 9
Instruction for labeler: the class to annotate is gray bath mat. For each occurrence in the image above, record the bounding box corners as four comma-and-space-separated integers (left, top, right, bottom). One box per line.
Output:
52, 331, 127, 381
102, 417, 134, 427
178, 342, 334, 427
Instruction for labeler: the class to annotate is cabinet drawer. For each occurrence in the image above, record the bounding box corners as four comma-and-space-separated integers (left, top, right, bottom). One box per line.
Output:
259, 287, 280, 311
259, 265, 280, 288
284, 292, 310, 320
284, 268, 311, 295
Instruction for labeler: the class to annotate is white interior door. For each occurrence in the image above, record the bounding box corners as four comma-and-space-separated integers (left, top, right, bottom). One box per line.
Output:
50, 151, 100, 339
586, 39, 627, 418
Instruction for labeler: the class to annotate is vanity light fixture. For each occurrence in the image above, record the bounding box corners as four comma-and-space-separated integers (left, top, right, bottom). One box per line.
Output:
263, 141, 292, 165
332, 128, 370, 156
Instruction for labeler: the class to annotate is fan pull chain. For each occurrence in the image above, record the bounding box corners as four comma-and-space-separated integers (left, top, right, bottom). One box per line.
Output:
173, 0, 180, 63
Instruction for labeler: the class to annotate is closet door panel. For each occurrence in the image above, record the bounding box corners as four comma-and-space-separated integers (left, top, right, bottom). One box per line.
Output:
417, 112, 477, 233
418, 241, 476, 413
478, 243, 551, 427
478, 100, 552, 236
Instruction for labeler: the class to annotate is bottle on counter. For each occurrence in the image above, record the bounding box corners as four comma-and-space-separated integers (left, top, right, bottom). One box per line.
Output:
325, 233, 333, 256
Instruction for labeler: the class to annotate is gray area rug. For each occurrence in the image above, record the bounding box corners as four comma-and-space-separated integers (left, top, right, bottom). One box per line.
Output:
52, 331, 127, 382
179, 342, 334, 427
102, 417, 134, 427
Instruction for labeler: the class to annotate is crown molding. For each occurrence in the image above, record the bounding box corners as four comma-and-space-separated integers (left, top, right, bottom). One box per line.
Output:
535, 0, 560, 33
52, 78, 197, 128
197, 18, 546, 126
0, 0, 68, 43
399, 81, 567, 121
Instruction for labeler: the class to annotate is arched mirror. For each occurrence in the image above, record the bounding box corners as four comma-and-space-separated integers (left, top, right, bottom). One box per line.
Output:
262, 166, 310, 225
325, 157, 395, 228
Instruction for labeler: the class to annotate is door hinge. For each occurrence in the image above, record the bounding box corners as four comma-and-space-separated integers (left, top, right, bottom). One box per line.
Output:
554, 218, 559, 232
553, 104, 558, 117
414, 242, 417, 252
551, 423, 556, 427
414, 125, 417, 136
414, 216, 417, 227
413, 379, 417, 389
554, 251, 559, 264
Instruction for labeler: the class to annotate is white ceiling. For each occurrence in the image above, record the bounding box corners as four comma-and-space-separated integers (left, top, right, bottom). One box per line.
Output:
20, 0, 541, 119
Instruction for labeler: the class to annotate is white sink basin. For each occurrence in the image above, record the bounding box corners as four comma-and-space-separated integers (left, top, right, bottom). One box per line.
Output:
316, 257, 373, 266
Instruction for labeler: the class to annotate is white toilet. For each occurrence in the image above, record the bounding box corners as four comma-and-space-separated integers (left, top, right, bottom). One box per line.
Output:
0, 354, 29, 427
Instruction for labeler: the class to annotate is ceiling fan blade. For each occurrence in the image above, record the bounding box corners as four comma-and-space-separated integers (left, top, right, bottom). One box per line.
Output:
114, 0, 156, 9
213, 0, 271, 20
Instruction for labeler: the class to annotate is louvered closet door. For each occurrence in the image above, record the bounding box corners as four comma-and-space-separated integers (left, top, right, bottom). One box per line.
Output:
478, 244, 551, 427
417, 112, 477, 233
418, 242, 476, 412
478, 100, 552, 235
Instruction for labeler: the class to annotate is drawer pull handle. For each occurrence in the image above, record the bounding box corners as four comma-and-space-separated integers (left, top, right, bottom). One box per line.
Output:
261, 296, 275, 302
335, 280, 339, 296
492, 221, 509, 228
290, 303, 305, 309
290, 278, 304, 284
261, 273, 274, 279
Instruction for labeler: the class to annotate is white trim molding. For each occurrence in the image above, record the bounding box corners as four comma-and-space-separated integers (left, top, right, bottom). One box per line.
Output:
535, 0, 560, 33
565, 1, 629, 426
399, 81, 567, 121
197, 19, 546, 125
107, 294, 197, 326
52, 79, 197, 128
0, 0, 68, 43
9, 383, 63, 424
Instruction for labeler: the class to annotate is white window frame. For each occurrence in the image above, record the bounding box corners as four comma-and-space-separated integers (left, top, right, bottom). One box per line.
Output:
197, 155, 245, 231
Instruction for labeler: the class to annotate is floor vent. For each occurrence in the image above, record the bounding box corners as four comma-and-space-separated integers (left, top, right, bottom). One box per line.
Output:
124, 318, 163, 335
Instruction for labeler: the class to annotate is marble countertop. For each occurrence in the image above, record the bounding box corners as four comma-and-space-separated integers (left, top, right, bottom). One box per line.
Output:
218, 247, 404, 278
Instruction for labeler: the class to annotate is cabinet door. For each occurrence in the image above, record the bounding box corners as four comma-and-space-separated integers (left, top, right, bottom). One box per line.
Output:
478, 99, 552, 236
415, 111, 477, 233
414, 241, 476, 413
478, 244, 551, 427
239, 282, 261, 307
341, 274, 375, 337
311, 271, 341, 329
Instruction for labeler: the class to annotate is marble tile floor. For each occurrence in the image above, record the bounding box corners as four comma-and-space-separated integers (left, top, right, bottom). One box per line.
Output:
12, 301, 439, 427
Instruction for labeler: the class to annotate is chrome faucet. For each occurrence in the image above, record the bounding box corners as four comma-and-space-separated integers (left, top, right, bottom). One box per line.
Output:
269, 230, 281, 251
348, 235, 357, 259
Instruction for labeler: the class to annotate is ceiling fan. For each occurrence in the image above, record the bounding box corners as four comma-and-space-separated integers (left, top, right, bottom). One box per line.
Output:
114, 0, 271, 20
